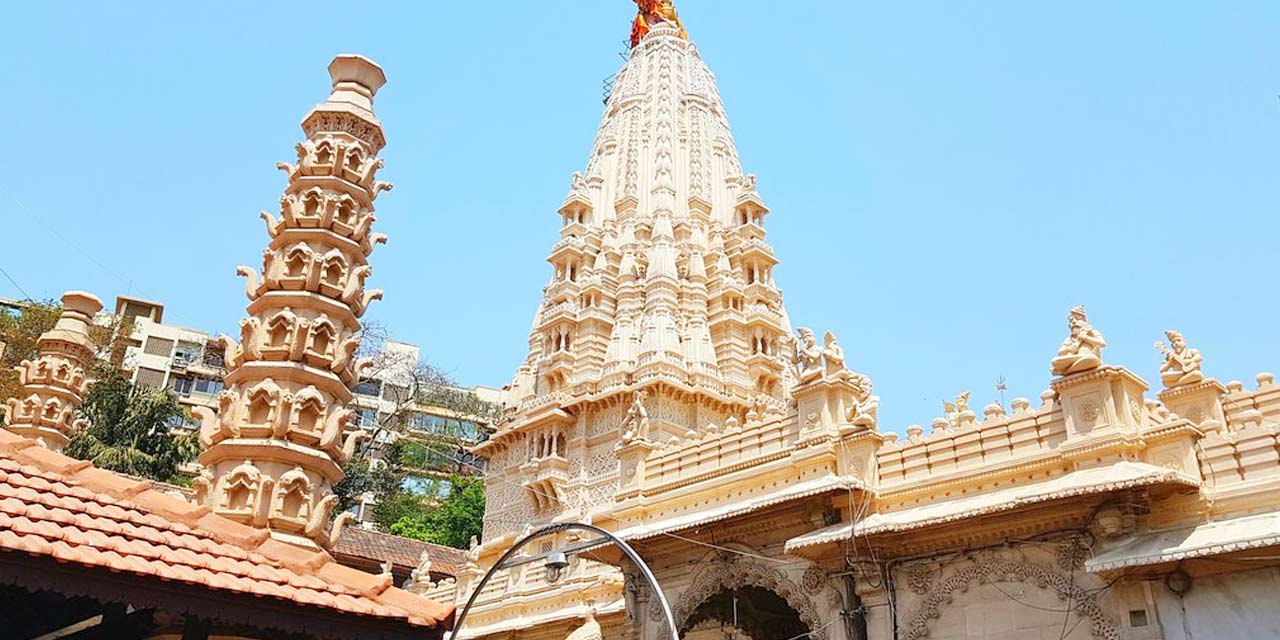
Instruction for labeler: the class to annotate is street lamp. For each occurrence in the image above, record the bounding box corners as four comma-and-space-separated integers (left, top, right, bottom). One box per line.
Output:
449, 522, 679, 640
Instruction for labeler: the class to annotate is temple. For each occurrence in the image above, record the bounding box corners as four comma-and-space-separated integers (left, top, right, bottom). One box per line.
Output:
4, 4, 1280, 640
417, 6, 1280, 640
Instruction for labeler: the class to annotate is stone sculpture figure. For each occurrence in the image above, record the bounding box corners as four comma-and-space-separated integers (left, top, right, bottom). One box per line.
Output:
1156, 330, 1204, 388
570, 171, 589, 195
788, 328, 825, 386
943, 392, 971, 423
409, 550, 433, 591
1050, 306, 1107, 376
822, 331, 852, 381
846, 375, 880, 427
620, 390, 651, 443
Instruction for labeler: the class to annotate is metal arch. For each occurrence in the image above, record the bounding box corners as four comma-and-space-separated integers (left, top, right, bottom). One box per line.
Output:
450, 523, 679, 640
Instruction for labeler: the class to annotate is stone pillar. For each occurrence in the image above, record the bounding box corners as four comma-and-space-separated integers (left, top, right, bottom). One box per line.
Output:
2, 291, 102, 451
615, 439, 657, 510
793, 377, 857, 441
192, 54, 392, 549
1158, 378, 1227, 430
1051, 365, 1150, 466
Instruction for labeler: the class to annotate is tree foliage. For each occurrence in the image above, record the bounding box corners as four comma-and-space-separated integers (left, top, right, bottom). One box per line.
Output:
332, 322, 495, 545
0, 300, 61, 412
66, 366, 199, 483
387, 475, 485, 549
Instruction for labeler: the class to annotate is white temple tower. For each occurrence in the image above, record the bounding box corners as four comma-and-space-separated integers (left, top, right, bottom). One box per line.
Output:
193, 55, 393, 550
478, 4, 793, 540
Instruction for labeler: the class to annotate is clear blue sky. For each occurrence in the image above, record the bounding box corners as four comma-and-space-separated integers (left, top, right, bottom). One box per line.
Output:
2, 2, 1277, 433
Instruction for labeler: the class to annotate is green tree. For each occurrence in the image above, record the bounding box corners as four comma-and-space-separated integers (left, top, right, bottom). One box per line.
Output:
66, 366, 199, 483
332, 322, 497, 541
388, 475, 486, 549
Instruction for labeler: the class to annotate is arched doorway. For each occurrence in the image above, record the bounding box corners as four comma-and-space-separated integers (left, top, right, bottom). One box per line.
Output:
683, 586, 810, 640
659, 560, 828, 640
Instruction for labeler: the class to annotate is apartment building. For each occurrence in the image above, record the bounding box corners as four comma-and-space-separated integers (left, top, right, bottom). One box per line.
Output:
351, 340, 500, 496
114, 296, 227, 429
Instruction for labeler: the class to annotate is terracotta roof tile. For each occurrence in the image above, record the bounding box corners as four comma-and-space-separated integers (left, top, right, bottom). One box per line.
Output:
332, 526, 467, 577
0, 429, 453, 630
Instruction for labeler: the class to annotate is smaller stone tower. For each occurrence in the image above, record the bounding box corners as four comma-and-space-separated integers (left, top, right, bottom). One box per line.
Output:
193, 54, 392, 550
2, 291, 103, 452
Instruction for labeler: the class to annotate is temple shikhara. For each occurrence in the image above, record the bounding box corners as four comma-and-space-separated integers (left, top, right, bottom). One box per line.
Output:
2, 2, 1279, 640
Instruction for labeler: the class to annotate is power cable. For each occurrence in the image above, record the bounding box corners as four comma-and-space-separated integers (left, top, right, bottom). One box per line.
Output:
0, 264, 33, 301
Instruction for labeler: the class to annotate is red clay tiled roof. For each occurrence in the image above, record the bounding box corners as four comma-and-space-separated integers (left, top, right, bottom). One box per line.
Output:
0, 429, 454, 631
334, 526, 467, 577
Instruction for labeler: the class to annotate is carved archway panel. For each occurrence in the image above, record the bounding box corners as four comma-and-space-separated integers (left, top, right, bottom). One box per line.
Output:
654, 560, 827, 640
902, 558, 1118, 640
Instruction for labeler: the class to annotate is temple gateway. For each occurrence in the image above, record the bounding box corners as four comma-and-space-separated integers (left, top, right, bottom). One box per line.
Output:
3, 2, 1279, 640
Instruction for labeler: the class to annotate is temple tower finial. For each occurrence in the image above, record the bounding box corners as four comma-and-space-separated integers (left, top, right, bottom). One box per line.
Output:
2, 291, 103, 452
631, 0, 688, 48
193, 54, 392, 550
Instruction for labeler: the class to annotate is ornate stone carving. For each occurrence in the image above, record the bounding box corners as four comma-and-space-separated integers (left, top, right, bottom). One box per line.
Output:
1078, 401, 1101, 423
1156, 329, 1205, 389
664, 560, 826, 640
2, 292, 101, 452
902, 558, 1119, 640
619, 390, 651, 443
845, 374, 880, 428
788, 327, 825, 386
819, 331, 858, 383
801, 565, 825, 595
904, 562, 936, 595
1056, 536, 1090, 571
196, 55, 390, 549
408, 550, 434, 593
1051, 305, 1107, 376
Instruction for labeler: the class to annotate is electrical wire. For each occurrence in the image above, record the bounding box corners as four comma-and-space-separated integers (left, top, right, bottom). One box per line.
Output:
0, 184, 213, 332
0, 264, 33, 301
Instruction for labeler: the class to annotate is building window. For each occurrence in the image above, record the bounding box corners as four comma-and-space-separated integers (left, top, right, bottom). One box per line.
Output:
458, 421, 480, 440
135, 367, 167, 389
143, 337, 175, 357
1129, 610, 1149, 628
171, 376, 194, 396
382, 383, 411, 404
354, 379, 381, 397
166, 413, 198, 431
173, 342, 201, 366
410, 413, 447, 433
357, 407, 377, 427
193, 377, 224, 395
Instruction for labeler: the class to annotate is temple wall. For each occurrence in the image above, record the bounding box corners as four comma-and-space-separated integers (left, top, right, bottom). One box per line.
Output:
876, 398, 1067, 493
1150, 566, 1280, 640
1198, 375, 1280, 489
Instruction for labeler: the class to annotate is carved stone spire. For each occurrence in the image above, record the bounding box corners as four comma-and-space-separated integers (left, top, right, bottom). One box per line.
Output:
2, 291, 102, 452
193, 55, 392, 550
480, 15, 792, 537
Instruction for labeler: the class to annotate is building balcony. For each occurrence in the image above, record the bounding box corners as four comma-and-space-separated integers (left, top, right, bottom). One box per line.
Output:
540, 301, 580, 325
745, 305, 783, 330
547, 236, 588, 262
